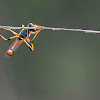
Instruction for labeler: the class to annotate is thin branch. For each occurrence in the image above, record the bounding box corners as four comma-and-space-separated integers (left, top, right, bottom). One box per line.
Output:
0, 26, 100, 34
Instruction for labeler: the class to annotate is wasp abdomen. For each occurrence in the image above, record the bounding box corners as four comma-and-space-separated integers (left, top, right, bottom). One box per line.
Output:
6, 49, 14, 56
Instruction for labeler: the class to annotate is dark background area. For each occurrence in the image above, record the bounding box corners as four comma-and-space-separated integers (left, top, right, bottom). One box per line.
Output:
0, 0, 100, 100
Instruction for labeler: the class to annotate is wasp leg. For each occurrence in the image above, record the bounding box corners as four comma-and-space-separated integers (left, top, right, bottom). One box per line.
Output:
24, 40, 34, 51
0, 35, 19, 40
28, 29, 42, 51
0, 35, 8, 40
8, 35, 20, 40
22, 25, 25, 27
31, 29, 42, 42
34, 24, 44, 27
30, 40, 34, 51
29, 31, 35, 34
0, 26, 18, 35
25, 37, 30, 43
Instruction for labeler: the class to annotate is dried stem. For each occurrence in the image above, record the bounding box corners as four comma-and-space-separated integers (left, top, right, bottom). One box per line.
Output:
0, 26, 100, 34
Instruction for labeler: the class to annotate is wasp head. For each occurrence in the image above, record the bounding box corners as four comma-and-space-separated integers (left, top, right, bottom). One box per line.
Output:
28, 23, 35, 31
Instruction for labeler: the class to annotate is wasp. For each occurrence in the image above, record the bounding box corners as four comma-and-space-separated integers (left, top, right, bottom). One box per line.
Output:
0, 23, 43, 56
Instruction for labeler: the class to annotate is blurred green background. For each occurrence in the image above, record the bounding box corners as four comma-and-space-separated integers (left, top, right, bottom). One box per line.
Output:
0, 0, 100, 100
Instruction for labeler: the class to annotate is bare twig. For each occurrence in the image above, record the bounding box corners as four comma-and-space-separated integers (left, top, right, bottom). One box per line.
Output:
0, 26, 100, 34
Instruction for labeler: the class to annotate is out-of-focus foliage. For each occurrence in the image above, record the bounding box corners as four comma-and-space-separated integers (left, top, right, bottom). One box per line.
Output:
0, 0, 100, 100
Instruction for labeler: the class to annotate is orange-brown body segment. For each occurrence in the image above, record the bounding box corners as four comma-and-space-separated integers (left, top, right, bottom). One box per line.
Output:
6, 49, 13, 56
